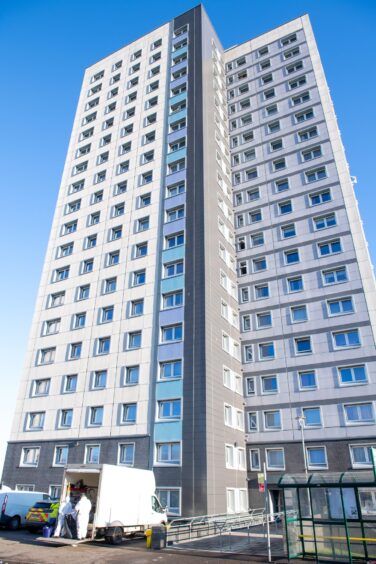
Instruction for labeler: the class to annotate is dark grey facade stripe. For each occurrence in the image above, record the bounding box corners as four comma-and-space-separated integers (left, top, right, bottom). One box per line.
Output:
174, 5, 208, 518
243, 355, 376, 376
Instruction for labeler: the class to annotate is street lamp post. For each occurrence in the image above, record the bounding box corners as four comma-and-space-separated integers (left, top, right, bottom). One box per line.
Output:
296, 415, 308, 476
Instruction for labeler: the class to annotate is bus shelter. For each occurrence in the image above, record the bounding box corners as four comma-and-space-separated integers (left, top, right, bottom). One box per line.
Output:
278, 471, 376, 563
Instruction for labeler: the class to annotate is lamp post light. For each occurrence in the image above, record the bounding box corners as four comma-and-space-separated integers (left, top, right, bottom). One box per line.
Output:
296, 415, 308, 476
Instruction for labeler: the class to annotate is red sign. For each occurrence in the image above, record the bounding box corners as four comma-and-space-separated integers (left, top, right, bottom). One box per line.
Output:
259, 483, 265, 493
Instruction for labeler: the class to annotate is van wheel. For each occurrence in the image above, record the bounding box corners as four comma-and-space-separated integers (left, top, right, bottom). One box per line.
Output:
9, 516, 20, 531
106, 527, 123, 545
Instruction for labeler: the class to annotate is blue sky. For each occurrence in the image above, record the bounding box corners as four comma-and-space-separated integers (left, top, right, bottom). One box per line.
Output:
0, 0, 375, 477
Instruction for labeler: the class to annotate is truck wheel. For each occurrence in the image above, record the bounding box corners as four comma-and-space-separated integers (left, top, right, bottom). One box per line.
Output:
9, 516, 20, 531
106, 527, 123, 545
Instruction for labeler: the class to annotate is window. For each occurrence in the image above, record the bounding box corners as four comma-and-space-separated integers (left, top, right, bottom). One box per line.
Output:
261, 375, 278, 394
60, 409, 73, 428
288, 275, 303, 292
82, 259, 93, 274
291, 305, 308, 322
328, 297, 353, 316
266, 104, 278, 116
322, 266, 348, 285
284, 249, 299, 264
89, 212, 100, 225
158, 399, 181, 420
318, 239, 342, 256
276, 178, 289, 192
302, 146, 322, 161
44, 318, 60, 335
333, 330, 360, 348
306, 167, 327, 183
299, 371, 317, 390
160, 360, 182, 380
292, 91, 310, 105
307, 447, 327, 469
294, 336, 312, 354
33, 378, 50, 396
253, 257, 267, 272
118, 443, 135, 466
163, 260, 183, 278
85, 234, 97, 249
255, 283, 269, 299
284, 46, 300, 59
249, 209, 262, 223
266, 448, 285, 470
73, 312, 86, 329
246, 377, 255, 396
85, 445, 100, 464
125, 366, 139, 385
242, 314, 251, 331
156, 442, 181, 465
89, 406, 103, 426
53, 446, 68, 467
268, 120, 280, 133
16, 484, 35, 492
93, 370, 107, 389
27, 411, 45, 430
64, 374, 77, 393
48, 291, 65, 308
122, 403, 137, 424
92, 190, 103, 204
244, 345, 253, 362
279, 200, 292, 214
21, 447, 40, 467
264, 88, 275, 101
273, 158, 286, 171
114, 202, 125, 216
264, 410, 281, 430
281, 33, 297, 46
259, 342, 275, 360
156, 489, 180, 516
256, 312, 272, 328
69, 341, 82, 359
166, 232, 184, 248
250, 232, 264, 247
286, 60, 303, 74
107, 251, 120, 266
130, 299, 144, 317
350, 445, 376, 468
339, 365, 367, 385
137, 217, 150, 232
314, 213, 336, 230
133, 269, 146, 286
250, 449, 261, 471
161, 324, 183, 342
104, 277, 116, 294
303, 407, 322, 427
281, 223, 296, 239
166, 206, 184, 222
78, 284, 90, 300
38, 347, 55, 365
271, 138, 283, 151
248, 411, 258, 432
344, 403, 374, 424
99, 306, 114, 324
167, 182, 185, 197
97, 336, 110, 354
289, 76, 307, 89
54, 266, 70, 282
128, 331, 141, 349
58, 243, 73, 258
139, 193, 151, 207
163, 290, 183, 309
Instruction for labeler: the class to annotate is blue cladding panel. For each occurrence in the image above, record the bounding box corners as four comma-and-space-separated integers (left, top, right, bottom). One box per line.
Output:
156, 379, 183, 400
165, 169, 186, 187
163, 218, 185, 237
158, 341, 184, 361
167, 127, 187, 144
168, 109, 187, 125
154, 421, 182, 441
172, 46, 188, 60
169, 91, 187, 106
164, 193, 186, 211
172, 31, 188, 46
162, 245, 185, 263
166, 147, 187, 164
160, 275, 184, 294
159, 307, 184, 326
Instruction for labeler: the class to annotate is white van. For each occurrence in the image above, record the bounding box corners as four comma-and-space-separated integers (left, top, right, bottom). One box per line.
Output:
0, 491, 51, 530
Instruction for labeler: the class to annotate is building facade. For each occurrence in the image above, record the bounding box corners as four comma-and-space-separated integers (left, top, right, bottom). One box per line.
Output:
3, 6, 376, 517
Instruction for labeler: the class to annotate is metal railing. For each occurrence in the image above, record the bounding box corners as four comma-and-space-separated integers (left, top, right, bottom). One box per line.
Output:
167, 508, 273, 544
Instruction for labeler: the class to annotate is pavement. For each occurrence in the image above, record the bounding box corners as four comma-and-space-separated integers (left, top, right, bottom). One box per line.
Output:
0, 528, 289, 564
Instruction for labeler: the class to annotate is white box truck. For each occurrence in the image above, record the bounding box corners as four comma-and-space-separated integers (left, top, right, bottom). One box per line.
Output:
52, 464, 167, 544
0, 490, 51, 530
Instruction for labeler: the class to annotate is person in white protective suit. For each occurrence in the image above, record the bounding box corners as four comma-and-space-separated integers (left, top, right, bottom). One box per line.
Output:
74, 492, 92, 539
53, 496, 73, 537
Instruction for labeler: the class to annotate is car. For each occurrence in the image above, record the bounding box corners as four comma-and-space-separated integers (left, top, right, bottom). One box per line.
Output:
0, 491, 51, 530
25, 501, 59, 531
